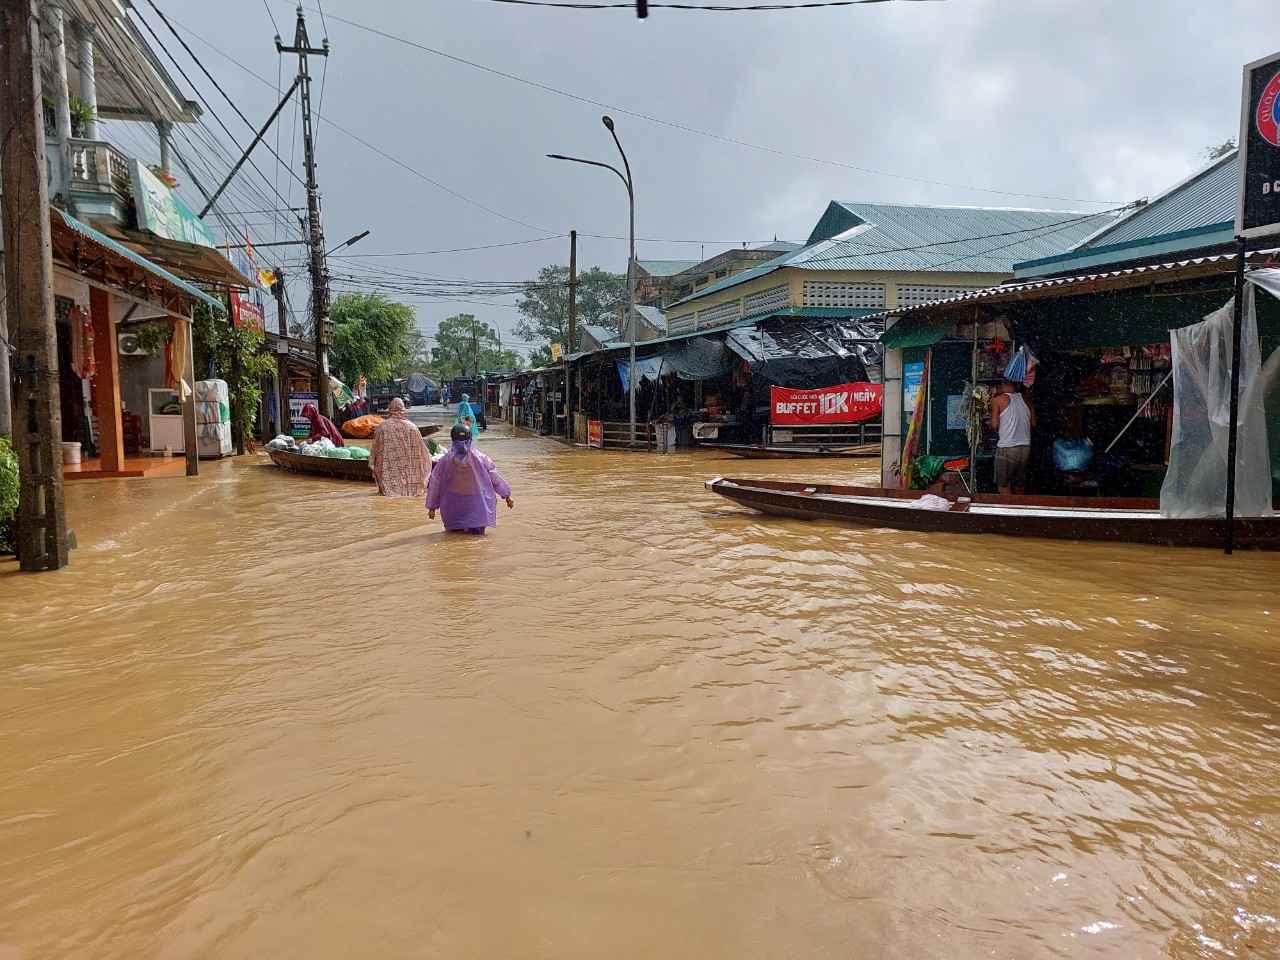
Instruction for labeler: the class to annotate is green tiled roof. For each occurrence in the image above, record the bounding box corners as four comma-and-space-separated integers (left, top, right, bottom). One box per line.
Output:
636, 259, 699, 277
673, 201, 1116, 308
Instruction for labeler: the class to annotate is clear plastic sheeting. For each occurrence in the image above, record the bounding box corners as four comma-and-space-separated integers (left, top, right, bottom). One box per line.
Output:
1160, 288, 1274, 519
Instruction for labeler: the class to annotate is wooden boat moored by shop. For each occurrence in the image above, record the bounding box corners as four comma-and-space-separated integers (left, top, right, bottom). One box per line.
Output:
705, 476, 1280, 549
704, 443, 880, 460
268, 447, 373, 482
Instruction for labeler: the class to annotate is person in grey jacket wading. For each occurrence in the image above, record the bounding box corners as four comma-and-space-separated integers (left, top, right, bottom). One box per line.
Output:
990, 380, 1035, 495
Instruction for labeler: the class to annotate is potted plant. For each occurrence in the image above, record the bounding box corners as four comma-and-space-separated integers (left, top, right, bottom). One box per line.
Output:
67, 93, 95, 138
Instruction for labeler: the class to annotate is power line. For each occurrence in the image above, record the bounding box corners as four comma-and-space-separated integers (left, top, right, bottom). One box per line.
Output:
283, 1, 1119, 205
135, 0, 306, 189
342, 237, 564, 257
166, 12, 559, 234
481, 0, 942, 8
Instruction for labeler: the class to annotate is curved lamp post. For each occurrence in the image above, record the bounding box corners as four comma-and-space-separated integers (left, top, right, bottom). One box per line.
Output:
548, 115, 637, 446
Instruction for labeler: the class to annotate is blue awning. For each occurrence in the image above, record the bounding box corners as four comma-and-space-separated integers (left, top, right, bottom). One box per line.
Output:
52, 209, 226, 314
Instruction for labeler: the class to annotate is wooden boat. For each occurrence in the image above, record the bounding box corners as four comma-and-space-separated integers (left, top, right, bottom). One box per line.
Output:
704, 443, 881, 460
268, 447, 373, 482
705, 476, 1280, 549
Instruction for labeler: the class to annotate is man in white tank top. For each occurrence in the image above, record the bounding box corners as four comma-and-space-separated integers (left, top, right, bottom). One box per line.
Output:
989, 379, 1036, 495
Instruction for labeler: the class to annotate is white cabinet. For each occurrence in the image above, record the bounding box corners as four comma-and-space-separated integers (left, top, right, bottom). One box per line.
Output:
148, 388, 184, 453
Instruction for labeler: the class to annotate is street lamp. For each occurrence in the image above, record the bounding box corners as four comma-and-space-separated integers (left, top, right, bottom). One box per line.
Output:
326, 229, 370, 257
548, 115, 637, 446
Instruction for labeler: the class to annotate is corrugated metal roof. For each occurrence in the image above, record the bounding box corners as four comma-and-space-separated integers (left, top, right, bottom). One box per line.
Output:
53, 209, 226, 313
673, 202, 1115, 308
636, 259, 699, 277
1076, 152, 1238, 250
875, 246, 1280, 333
635, 305, 665, 332
579, 323, 620, 349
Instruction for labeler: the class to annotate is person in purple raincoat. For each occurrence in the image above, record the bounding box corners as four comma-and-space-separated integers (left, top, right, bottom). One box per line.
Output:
425, 424, 513, 535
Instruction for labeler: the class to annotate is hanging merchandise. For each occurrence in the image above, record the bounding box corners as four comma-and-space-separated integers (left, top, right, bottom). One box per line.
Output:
1003, 347, 1028, 383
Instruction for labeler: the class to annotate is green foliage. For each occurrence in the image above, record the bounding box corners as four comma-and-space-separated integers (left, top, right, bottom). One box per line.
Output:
429, 314, 524, 379
1204, 137, 1236, 161
329, 292, 416, 385
132, 321, 171, 357
514, 264, 623, 358
0, 436, 17, 554
67, 93, 96, 132
390, 328, 433, 380
192, 305, 278, 447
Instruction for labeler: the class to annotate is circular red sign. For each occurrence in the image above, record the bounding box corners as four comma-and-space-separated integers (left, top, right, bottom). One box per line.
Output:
1258, 68, 1280, 148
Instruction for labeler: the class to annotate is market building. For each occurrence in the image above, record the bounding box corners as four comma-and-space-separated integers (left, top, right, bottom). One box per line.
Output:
876, 149, 1280, 499
557, 201, 1114, 450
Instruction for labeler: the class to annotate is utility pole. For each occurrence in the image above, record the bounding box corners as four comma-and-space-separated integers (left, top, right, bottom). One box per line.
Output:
1, 0, 69, 571
471, 316, 479, 374
567, 229, 577, 441
277, 8, 331, 417
273, 270, 291, 438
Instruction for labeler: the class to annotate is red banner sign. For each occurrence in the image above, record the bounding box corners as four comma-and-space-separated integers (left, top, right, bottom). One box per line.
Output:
230, 288, 263, 333
587, 419, 603, 449
770, 382, 882, 425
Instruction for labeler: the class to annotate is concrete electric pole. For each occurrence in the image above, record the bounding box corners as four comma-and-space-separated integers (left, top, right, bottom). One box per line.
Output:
277, 7, 332, 418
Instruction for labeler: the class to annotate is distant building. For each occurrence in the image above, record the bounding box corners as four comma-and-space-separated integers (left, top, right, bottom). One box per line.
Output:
663, 201, 1117, 337
635, 240, 801, 311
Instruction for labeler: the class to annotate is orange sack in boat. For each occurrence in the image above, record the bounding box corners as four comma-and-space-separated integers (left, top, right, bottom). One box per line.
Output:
342, 415, 384, 438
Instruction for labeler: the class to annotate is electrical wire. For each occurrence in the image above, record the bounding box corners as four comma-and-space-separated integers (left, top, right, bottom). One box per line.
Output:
135, 0, 307, 189
480, 0, 941, 8
278, 0, 1120, 205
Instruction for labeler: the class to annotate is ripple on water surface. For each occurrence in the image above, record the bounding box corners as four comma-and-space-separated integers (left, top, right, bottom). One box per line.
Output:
2, 441, 1280, 959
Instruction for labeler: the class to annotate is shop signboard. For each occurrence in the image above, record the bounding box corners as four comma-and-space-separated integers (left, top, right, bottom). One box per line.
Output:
1237, 50, 1280, 240
903, 362, 925, 414
130, 160, 217, 248
229, 288, 263, 332
770, 383, 882, 426
587, 419, 603, 448
551, 343, 563, 361
290, 391, 318, 439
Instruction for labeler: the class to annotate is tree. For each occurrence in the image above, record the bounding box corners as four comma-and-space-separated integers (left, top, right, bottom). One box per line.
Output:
1204, 137, 1236, 161
514, 264, 623, 362
390, 327, 432, 380
430, 313, 524, 379
328, 291, 416, 385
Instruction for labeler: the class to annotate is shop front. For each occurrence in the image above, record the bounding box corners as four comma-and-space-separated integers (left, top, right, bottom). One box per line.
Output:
880, 253, 1280, 499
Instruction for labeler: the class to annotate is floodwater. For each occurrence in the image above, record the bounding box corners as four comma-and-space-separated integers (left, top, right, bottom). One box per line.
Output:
3, 424, 1280, 960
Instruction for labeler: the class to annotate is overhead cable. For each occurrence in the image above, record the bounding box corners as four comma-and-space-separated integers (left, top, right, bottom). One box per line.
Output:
279, 0, 1120, 205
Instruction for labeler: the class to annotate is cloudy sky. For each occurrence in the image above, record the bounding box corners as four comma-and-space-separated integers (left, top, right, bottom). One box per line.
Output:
151, 0, 1269, 357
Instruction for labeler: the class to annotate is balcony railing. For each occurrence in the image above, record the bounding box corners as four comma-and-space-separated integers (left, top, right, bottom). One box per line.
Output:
46, 136, 134, 226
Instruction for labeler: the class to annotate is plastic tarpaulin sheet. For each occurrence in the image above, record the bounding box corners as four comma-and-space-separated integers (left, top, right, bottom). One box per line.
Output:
726, 319, 883, 372
1160, 288, 1273, 518
616, 356, 665, 392
660, 337, 733, 381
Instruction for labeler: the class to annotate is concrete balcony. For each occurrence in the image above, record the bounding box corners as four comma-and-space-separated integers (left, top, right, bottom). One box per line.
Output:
46, 136, 134, 226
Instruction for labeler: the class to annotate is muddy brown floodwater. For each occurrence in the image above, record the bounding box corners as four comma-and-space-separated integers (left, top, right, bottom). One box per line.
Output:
3, 428, 1280, 959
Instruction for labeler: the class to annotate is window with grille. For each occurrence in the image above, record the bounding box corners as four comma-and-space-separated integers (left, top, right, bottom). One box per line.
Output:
696, 300, 742, 329
743, 283, 791, 318
667, 313, 696, 336
894, 284, 979, 307
802, 281, 886, 309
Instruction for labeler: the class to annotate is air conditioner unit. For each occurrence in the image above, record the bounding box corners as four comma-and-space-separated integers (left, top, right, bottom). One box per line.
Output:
118, 332, 149, 356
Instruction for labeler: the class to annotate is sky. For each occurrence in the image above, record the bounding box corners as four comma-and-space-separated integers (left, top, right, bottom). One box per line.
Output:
142, 0, 1272, 359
